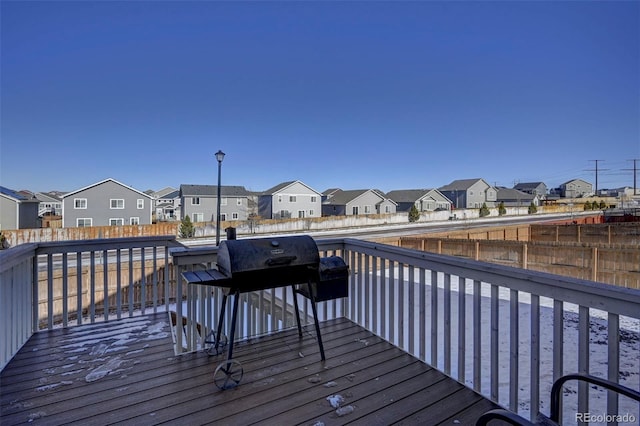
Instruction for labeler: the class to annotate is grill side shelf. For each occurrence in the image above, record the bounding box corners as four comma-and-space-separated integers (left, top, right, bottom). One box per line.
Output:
182, 269, 233, 287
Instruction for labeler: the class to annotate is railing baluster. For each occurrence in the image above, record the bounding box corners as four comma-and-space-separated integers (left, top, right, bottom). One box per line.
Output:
491, 283, 499, 401
578, 306, 590, 417
431, 270, 438, 367
389, 260, 396, 345
509, 289, 519, 412
530, 294, 540, 420
62, 253, 68, 327
473, 279, 481, 393
164, 247, 170, 313
90, 251, 96, 323
76, 252, 82, 325
419, 268, 426, 362
364, 254, 370, 330
607, 312, 620, 420
116, 250, 122, 319
458, 276, 466, 384
372, 256, 378, 335
408, 266, 415, 356
128, 248, 134, 317
103, 249, 109, 321
380, 258, 387, 340
140, 247, 146, 314
152, 246, 158, 312
47, 253, 54, 329
398, 262, 405, 350
444, 273, 451, 375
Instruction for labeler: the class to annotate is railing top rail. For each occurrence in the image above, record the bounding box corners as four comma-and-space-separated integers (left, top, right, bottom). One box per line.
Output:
34, 236, 182, 255
0, 243, 38, 272
341, 238, 640, 318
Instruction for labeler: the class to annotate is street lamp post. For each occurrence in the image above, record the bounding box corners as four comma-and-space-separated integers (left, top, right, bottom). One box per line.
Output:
215, 150, 225, 245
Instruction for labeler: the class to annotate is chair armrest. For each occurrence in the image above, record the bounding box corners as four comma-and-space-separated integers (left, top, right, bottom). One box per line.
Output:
476, 409, 536, 426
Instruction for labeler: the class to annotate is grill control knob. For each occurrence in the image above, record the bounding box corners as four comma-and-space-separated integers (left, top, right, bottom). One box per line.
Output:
271, 241, 280, 247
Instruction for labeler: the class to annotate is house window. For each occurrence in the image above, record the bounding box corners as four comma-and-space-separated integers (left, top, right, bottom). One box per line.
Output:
77, 218, 92, 227
192, 213, 204, 222
221, 213, 227, 221
278, 195, 282, 203
385, 206, 391, 213
130, 217, 140, 225
74, 198, 87, 209
137, 199, 144, 209
298, 211, 305, 218
110, 199, 125, 209
236, 199, 242, 206
352, 206, 359, 215
221, 198, 227, 206
364, 205, 371, 214
311, 196, 317, 202
109, 218, 124, 226
309, 209, 314, 216
191, 197, 200, 205
289, 196, 296, 202
232, 212, 239, 220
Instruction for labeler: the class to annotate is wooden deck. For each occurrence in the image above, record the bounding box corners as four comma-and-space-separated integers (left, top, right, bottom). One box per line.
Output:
1, 313, 500, 425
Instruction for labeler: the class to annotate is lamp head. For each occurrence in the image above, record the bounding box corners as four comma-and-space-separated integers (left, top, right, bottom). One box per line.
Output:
215, 150, 225, 163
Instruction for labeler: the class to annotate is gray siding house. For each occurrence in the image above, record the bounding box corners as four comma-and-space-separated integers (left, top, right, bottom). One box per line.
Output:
61, 178, 153, 227
150, 187, 180, 221
35, 192, 63, 216
560, 179, 593, 198
322, 189, 397, 216
513, 182, 547, 199
258, 181, 322, 219
439, 178, 497, 209
386, 189, 452, 212
0, 186, 40, 230
180, 185, 254, 223
496, 187, 540, 207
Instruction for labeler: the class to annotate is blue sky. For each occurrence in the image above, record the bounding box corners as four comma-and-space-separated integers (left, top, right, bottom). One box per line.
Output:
1, 1, 639, 194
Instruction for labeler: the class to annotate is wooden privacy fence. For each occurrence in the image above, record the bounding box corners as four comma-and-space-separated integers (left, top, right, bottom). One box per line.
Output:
399, 237, 640, 289
530, 223, 640, 245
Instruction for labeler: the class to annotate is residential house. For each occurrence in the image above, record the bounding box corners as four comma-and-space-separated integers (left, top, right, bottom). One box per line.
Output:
321, 189, 397, 216
180, 185, 254, 223
559, 179, 593, 198
386, 189, 452, 212
61, 178, 153, 227
149, 187, 180, 221
439, 178, 497, 209
0, 186, 40, 230
258, 181, 322, 219
495, 187, 540, 207
35, 192, 63, 217
513, 182, 547, 199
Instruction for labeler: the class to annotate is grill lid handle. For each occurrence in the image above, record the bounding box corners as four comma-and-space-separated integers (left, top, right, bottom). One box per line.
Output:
266, 256, 297, 266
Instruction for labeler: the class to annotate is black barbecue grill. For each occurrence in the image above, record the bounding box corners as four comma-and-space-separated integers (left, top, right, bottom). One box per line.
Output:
181, 235, 348, 390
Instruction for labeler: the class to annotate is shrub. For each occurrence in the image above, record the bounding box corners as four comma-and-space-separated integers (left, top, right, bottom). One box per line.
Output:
179, 215, 195, 238
408, 204, 420, 222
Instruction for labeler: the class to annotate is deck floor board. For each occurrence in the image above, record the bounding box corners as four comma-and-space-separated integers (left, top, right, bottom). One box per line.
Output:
1, 313, 500, 425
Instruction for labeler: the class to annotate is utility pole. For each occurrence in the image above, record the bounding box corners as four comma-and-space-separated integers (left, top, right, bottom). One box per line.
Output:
587, 160, 609, 194
622, 159, 639, 195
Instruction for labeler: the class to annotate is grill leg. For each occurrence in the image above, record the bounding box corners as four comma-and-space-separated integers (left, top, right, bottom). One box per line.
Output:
307, 283, 326, 361
226, 290, 240, 361
292, 285, 303, 337
214, 293, 228, 354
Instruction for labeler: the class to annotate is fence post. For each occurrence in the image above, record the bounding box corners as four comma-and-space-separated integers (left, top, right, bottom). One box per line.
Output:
592, 247, 598, 281
522, 243, 528, 269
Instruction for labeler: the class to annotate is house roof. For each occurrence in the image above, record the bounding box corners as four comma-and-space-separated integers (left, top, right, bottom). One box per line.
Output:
180, 184, 252, 197
386, 189, 438, 203
62, 178, 153, 199
323, 189, 395, 206
261, 180, 321, 196
513, 182, 545, 190
0, 186, 30, 201
439, 178, 489, 191
561, 178, 591, 186
35, 192, 63, 203
158, 190, 180, 199
496, 187, 535, 201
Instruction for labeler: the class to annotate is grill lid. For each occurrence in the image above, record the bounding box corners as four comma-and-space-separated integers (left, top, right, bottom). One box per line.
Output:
217, 235, 320, 278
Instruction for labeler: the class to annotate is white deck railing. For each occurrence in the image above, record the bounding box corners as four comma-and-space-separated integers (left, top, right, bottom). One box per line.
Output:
1, 236, 638, 422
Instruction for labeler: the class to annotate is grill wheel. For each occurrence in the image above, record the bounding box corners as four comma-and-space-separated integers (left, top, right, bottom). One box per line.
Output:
214, 359, 243, 390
